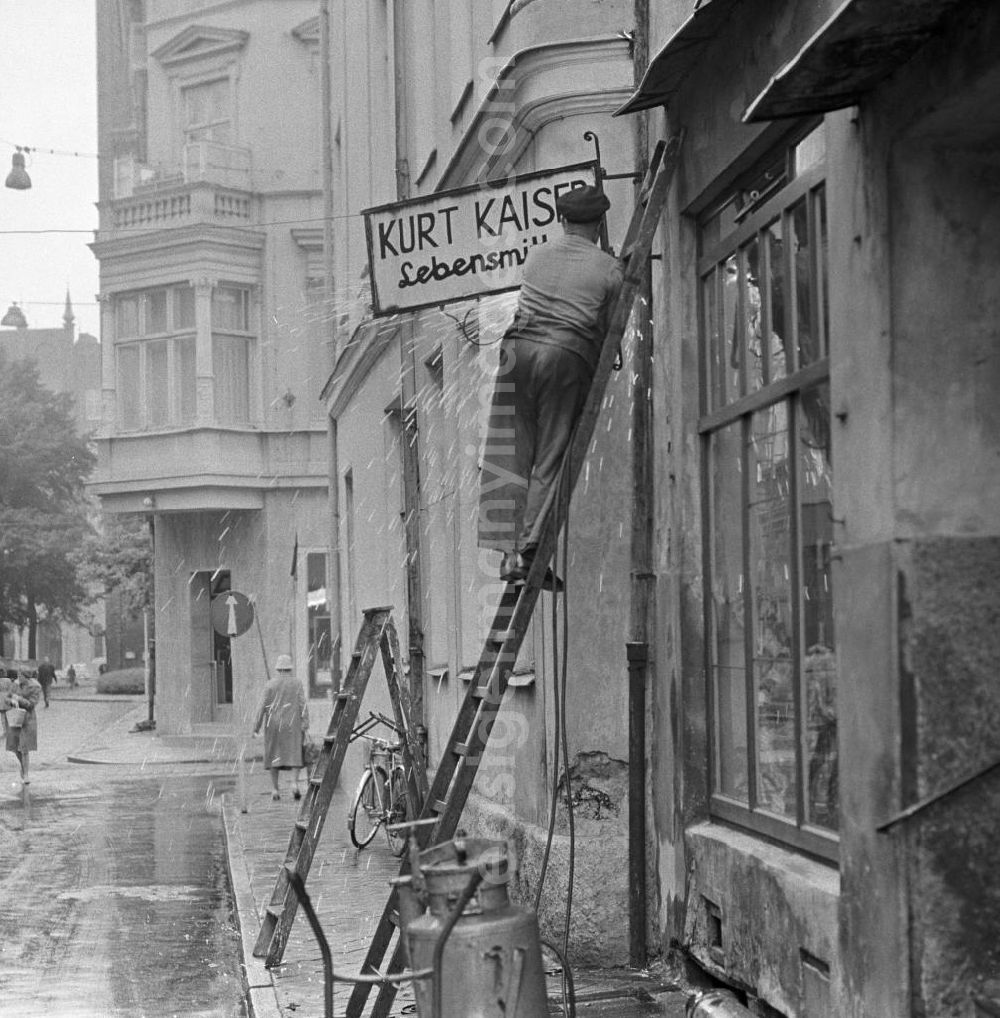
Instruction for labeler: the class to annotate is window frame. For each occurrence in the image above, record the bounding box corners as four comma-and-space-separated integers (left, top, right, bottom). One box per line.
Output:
114, 284, 197, 433
210, 283, 253, 426
697, 126, 838, 863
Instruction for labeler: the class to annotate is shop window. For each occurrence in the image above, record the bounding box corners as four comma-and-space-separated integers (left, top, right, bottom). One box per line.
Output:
306, 551, 334, 696
699, 123, 838, 860
114, 284, 197, 431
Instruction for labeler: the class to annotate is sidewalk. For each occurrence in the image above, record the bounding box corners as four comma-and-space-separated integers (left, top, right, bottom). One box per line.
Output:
49, 681, 691, 1016
52, 679, 267, 767
222, 768, 690, 1018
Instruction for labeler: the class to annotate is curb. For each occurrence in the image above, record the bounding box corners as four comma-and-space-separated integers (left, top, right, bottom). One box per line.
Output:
222, 795, 283, 1018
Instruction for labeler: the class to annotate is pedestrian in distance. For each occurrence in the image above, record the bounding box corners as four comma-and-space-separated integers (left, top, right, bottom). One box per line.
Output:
1, 668, 43, 785
37, 657, 56, 707
253, 654, 309, 801
478, 184, 623, 590
66, 664, 77, 688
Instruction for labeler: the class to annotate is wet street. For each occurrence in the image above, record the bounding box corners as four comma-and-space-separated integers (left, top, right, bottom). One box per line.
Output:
0, 693, 246, 1018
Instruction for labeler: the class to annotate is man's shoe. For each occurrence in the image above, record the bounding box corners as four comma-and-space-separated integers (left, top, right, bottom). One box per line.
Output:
501, 550, 564, 592
500, 551, 529, 582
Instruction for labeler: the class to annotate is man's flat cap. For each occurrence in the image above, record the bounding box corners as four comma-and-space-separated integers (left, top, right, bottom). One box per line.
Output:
556, 184, 610, 223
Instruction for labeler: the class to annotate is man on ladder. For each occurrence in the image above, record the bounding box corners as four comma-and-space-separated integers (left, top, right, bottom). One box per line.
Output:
478, 185, 623, 590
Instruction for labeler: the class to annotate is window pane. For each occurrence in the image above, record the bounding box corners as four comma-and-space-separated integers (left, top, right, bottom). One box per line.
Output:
117, 345, 141, 430
116, 296, 139, 339
144, 289, 167, 335
177, 335, 197, 423
816, 186, 829, 358
790, 199, 818, 367
749, 404, 795, 818
799, 383, 837, 830
212, 286, 248, 331
722, 256, 739, 401
184, 78, 228, 128
145, 340, 169, 427
702, 271, 725, 410
710, 423, 748, 802
793, 125, 826, 176
743, 234, 763, 391
174, 285, 195, 330
213, 335, 249, 424
765, 218, 788, 384
306, 552, 332, 691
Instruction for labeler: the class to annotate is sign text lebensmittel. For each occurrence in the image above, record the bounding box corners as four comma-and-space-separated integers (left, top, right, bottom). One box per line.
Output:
363, 161, 599, 316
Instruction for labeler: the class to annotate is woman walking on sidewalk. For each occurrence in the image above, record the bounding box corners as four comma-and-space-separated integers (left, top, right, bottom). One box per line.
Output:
1, 668, 42, 785
253, 654, 308, 801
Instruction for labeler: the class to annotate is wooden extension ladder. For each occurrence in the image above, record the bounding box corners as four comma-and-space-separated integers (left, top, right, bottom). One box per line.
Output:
252, 605, 429, 968
346, 135, 682, 1018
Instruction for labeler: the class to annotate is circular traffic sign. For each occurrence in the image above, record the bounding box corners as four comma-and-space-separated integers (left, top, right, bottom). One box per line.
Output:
211, 590, 255, 638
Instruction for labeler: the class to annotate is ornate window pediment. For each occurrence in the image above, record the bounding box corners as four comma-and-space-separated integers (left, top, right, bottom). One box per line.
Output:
152, 25, 249, 69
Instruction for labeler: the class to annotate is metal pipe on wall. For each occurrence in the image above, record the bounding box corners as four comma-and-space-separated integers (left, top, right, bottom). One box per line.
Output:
627, 0, 653, 970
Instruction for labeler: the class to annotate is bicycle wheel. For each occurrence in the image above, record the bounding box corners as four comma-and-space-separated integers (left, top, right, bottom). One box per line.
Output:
385, 767, 409, 857
348, 768, 385, 849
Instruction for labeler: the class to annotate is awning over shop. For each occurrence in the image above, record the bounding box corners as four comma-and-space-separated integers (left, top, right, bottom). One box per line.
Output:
743, 0, 965, 122
613, 0, 743, 117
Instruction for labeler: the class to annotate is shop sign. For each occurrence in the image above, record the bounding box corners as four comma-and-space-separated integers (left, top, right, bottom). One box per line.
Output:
363, 161, 599, 316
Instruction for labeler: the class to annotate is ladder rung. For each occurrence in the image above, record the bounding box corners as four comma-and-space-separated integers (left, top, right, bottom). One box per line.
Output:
431, 798, 448, 813
470, 685, 489, 699
294, 820, 309, 832
389, 910, 400, 927
335, 691, 353, 701
310, 776, 323, 786
452, 742, 471, 756
265, 904, 282, 919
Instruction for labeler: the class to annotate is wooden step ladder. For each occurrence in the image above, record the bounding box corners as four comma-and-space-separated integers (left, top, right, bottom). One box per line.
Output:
347, 135, 683, 1018
252, 605, 428, 968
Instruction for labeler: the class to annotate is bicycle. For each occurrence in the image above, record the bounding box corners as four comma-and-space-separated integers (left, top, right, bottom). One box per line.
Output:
347, 711, 410, 856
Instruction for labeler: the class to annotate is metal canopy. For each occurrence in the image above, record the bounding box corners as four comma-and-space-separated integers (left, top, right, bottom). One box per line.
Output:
613, 0, 743, 116
743, 0, 965, 122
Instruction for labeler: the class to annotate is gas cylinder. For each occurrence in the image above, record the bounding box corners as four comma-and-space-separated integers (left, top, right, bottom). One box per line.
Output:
402, 837, 548, 1018
686, 988, 756, 1018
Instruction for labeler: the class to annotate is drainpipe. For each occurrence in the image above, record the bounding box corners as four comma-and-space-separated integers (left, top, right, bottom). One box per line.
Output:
328, 417, 343, 686
320, 0, 334, 316
391, 0, 410, 200
320, 0, 343, 687
390, 0, 423, 743
627, 0, 653, 970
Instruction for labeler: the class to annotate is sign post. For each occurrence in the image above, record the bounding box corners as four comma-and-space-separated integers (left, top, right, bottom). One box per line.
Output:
363, 161, 599, 316
212, 591, 255, 813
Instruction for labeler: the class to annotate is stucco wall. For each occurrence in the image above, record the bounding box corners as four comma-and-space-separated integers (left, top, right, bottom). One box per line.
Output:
152, 489, 328, 737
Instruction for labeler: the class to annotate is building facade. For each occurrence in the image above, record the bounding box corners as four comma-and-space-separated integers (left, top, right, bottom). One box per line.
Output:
90, 0, 334, 734
621, 1, 999, 1015
322, 0, 642, 963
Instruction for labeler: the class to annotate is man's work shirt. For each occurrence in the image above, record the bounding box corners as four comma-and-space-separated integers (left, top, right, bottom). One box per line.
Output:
511, 234, 623, 372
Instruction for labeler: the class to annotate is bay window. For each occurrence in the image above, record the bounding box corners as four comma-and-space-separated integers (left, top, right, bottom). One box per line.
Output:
212, 285, 251, 424
699, 124, 838, 859
114, 282, 252, 431
115, 284, 196, 432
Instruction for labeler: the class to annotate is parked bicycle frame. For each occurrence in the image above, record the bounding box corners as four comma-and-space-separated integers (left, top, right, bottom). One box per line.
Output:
347, 710, 409, 856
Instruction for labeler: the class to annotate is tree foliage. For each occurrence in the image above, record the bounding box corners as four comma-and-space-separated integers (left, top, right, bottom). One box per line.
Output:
80, 513, 154, 616
0, 353, 97, 653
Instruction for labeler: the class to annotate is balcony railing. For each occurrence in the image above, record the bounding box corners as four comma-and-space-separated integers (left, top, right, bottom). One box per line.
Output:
112, 142, 252, 198
104, 181, 252, 232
